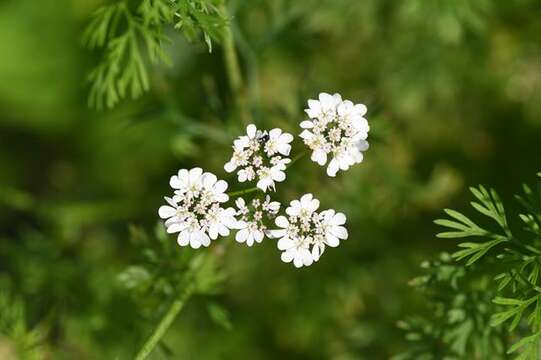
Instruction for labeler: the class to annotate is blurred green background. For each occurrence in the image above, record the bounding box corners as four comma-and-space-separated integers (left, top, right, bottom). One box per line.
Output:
1, 0, 541, 358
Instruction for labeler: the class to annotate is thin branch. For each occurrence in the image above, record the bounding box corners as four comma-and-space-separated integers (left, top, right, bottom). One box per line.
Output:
134, 282, 195, 360
227, 187, 260, 197
219, 1, 250, 125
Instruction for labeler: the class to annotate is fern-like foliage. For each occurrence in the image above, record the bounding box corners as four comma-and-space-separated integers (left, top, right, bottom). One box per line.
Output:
83, 0, 225, 109
398, 173, 541, 359
394, 253, 507, 359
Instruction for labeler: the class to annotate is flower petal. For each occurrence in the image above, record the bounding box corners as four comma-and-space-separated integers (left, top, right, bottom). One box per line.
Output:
309, 199, 320, 212
257, 177, 272, 192
236, 228, 248, 243
164, 196, 177, 207
277, 143, 292, 156
325, 234, 340, 247
300, 120, 314, 128
302, 249, 314, 266
213, 180, 228, 194
293, 254, 304, 268
311, 149, 327, 166
281, 251, 294, 263
286, 201, 301, 216
254, 230, 264, 243
277, 237, 294, 250
319, 92, 335, 110
235, 197, 246, 209
202, 172, 217, 189
269, 128, 282, 139
275, 216, 289, 228
215, 193, 229, 203
332, 212, 347, 226
268, 229, 286, 238
170, 175, 181, 189
307, 99, 321, 112
189, 231, 202, 249
299, 129, 313, 139
218, 224, 230, 237
271, 168, 286, 182
311, 245, 321, 261
246, 233, 254, 247
200, 232, 211, 247
167, 223, 184, 234
158, 205, 176, 219
177, 231, 190, 246
331, 226, 348, 239
208, 226, 218, 240
326, 159, 339, 177
246, 124, 257, 138
354, 103, 367, 116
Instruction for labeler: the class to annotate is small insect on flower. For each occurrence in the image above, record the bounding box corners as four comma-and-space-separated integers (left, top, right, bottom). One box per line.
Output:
300, 92, 369, 177
224, 124, 294, 192
158, 168, 238, 249
270, 193, 348, 268
234, 195, 281, 246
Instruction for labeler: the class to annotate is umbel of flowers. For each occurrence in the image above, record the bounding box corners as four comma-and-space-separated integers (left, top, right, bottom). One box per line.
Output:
301, 93, 369, 176
224, 124, 293, 192
159, 92, 369, 268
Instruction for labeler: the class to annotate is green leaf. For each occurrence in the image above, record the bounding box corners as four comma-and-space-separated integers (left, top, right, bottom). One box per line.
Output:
452, 239, 505, 265
491, 295, 539, 331
507, 333, 539, 354
493, 297, 528, 306
469, 185, 508, 231
207, 302, 233, 330
82, 4, 121, 49
435, 210, 487, 238
117, 266, 152, 291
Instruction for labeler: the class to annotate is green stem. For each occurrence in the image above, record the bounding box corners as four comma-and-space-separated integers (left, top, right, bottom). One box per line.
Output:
219, 1, 250, 125
134, 283, 195, 360
287, 150, 308, 168
228, 187, 260, 197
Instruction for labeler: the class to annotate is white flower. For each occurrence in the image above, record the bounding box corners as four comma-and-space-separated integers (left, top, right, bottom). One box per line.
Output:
270, 193, 348, 268
256, 166, 286, 192
276, 216, 314, 268
262, 195, 281, 214
234, 196, 281, 246
311, 209, 348, 261
224, 124, 294, 192
158, 168, 238, 249
265, 128, 293, 156
300, 92, 369, 177
285, 193, 320, 219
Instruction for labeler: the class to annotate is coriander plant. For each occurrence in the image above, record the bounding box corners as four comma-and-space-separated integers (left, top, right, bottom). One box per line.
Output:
136, 92, 369, 358
85, 2, 371, 356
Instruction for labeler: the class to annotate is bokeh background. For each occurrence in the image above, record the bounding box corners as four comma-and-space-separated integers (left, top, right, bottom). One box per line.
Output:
1, 0, 541, 358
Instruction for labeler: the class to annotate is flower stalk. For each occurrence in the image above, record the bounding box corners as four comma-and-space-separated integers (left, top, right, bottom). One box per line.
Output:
219, 1, 250, 125
227, 187, 260, 197
134, 282, 196, 360
287, 150, 308, 168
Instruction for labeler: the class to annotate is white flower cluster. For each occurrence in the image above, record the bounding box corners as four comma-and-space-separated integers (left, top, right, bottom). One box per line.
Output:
300, 92, 369, 177
271, 194, 348, 268
234, 196, 280, 246
158, 168, 237, 248
158, 92, 366, 268
224, 124, 293, 192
